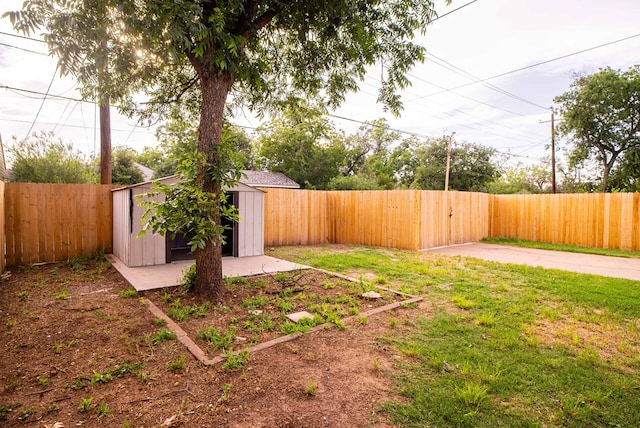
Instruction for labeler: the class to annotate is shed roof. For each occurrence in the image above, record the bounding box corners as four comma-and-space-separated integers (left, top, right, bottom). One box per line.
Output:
240, 170, 300, 189
111, 170, 299, 192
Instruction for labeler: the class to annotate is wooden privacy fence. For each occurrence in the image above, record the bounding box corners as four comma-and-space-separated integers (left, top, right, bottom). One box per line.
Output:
262, 189, 490, 250
490, 193, 640, 250
4, 183, 114, 266
3, 183, 640, 267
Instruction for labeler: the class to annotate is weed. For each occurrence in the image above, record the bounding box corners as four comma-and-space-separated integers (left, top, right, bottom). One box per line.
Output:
197, 326, 236, 350
137, 370, 157, 383
321, 281, 336, 290
274, 297, 294, 313
358, 316, 368, 325
162, 292, 173, 303
181, 264, 196, 292
65, 257, 89, 272
452, 295, 476, 310
68, 378, 89, 391
96, 401, 114, 417
49, 268, 58, 275
476, 312, 496, 327
455, 381, 489, 407
373, 358, 380, 371
110, 361, 143, 378
281, 315, 323, 334
46, 404, 59, 413
241, 295, 271, 309
220, 383, 232, 403
123, 420, 132, 428
191, 302, 211, 318
16, 291, 27, 301
168, 355, 186, 372
119, 288, 137, 298
389, 318, 398, 328
375, 276, 388, 284
145, 328, 177, 347
214, 305, 231, 313
18, 407, 38, 421
4, 380, 18, 392
243, 313, 276, 333
0, 404, 21, 420
153, 317, 167, 325
36, 375, 48, 386
304, 379, 318, 396
78, 397, 94, 413
168, 301, 210, 321
168, 306, 192, 321
52, 343, 64, 354
55, 288, 70, 300
222, 349, 249, 371
90, 371, 113, 384
94, 309, 106, 318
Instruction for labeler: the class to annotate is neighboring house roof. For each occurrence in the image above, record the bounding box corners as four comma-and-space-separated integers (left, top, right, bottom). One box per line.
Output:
240, 170, 300, 189
134, 162, 154, 182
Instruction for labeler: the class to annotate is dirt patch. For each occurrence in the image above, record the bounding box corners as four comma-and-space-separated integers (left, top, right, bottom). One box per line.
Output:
530, 312, 640, 369
0, 259, 417, 427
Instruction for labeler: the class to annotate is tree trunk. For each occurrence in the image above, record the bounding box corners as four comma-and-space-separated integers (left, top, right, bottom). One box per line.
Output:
192, 68, 235, 301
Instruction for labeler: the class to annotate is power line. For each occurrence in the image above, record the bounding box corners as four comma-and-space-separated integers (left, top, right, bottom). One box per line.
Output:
1, 84, 83, 102
0, 31, 46, 43
25, 69, 57, 139
0, 117, 154, 134
432, 0, 479, 22
421, 52, 550, 111
426, 32, 640, 96
0, 41, 48, 56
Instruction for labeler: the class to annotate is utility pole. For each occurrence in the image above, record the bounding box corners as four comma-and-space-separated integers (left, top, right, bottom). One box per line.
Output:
540, 113, 559, 193
550, 112, 556, 194
444, 132, 455, 191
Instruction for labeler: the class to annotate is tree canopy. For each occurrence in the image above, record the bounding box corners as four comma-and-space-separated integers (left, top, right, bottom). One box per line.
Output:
554, 66, 640, 192
8, 132, 96, 184
111, 148, 145, 185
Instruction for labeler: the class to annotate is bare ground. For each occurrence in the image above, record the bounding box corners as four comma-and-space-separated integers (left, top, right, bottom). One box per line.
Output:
0, 256, 426, 427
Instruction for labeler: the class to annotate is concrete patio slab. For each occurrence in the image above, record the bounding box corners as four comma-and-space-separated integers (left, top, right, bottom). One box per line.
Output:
426, 242, 640, 282
105, 254, 310, 291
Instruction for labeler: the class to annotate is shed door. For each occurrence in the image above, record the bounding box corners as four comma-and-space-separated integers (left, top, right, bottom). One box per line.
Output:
222, 192, 238, 257
165, 191, 238, 262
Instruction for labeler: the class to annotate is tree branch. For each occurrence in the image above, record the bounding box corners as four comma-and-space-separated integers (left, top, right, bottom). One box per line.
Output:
241, 0, 296, 40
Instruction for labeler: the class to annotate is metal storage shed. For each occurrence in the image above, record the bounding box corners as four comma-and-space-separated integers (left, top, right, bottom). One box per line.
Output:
112, 175, 267, 268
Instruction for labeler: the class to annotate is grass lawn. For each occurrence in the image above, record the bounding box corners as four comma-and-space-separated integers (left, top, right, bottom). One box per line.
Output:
269, 245, 640, 427
483, 237, 640, 259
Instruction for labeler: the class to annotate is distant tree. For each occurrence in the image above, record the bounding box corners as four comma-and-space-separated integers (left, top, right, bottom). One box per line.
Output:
411, 137, 498, 192
554, 66, 640, 191
488, 161, 551, 194
343, 119, 400, 189
9, 131, 96, 183
389, 136, 423, 188
327, 175, 380, 190
150, 115, 253, 179
136, 147, 166, 171
112, 148, 144, 185
255, 103, 346, 189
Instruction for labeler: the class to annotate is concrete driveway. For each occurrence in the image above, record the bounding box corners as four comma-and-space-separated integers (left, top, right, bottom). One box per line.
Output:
426, 242, 640, 282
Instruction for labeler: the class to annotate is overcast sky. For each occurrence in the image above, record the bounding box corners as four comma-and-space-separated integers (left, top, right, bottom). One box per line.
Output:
1, 0, 639, 168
